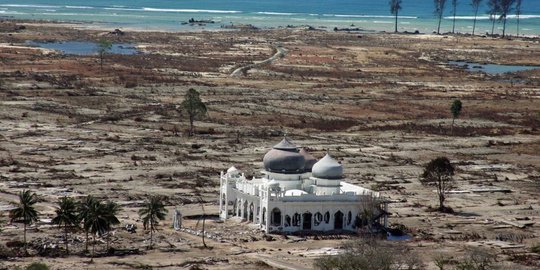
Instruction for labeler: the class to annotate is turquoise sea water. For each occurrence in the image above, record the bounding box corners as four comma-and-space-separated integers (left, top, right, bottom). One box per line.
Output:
1, 0, 539, 35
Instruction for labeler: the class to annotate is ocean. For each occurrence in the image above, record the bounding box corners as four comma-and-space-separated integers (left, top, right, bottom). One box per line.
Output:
1, 0, 539, 35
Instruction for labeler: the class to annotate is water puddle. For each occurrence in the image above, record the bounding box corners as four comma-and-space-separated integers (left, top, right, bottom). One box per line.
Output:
25, 40, 140, 55
448, 61, 540, 75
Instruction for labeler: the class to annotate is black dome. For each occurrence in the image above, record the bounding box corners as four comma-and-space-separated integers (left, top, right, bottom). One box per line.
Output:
263, 138, 305, 174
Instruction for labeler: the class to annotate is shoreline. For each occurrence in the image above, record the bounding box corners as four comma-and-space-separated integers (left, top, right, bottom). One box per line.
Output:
5, 17, 540, 40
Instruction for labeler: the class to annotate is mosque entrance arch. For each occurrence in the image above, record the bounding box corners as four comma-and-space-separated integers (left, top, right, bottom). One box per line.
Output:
243, 201, 248, 219
249, 203, 254, 222
302, 212, 312, 230
334, 211, 344, 230
271, 208, 282, 226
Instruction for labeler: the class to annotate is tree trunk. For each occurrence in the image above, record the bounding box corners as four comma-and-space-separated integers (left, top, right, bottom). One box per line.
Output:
502, 16, 507, 37
437, 15, 442, 34
189, 115, 194, 136
472, 9, 478, 35
150, 226, 153, 249
451, 117, 455, 135
491, 18, 496, 35
452, 7, 456, 33
85, 230, 89, 252
517, 15, 520, 36
23, 222, 27, 251
394, 11, 398, 33
65, 224, 69, 254
202, 216, 206, 248
92, 235, 95, 260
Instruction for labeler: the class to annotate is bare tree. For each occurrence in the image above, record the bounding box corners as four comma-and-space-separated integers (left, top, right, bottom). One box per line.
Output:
389, 0, 403, 33
434, 0, 448, 34
498, 0, 516, 37
471, 0, 483, 35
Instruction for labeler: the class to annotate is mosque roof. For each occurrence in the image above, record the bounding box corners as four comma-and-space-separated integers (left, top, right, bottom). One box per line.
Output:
312, 153, 343, 179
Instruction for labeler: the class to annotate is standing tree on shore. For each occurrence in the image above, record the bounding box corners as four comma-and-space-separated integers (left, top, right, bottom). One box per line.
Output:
103, 201, 121, 250
181, 88, 207, 136
471, 0, 483, 35
9, 190, 39, 251
451, 0, 458, 33
487, 0, 500, 35
52, 197, 79, 254
97, 39, 112, 70
434, 0, 448, 34
515, 0, 522, 36
139, 196, 168, 249
498, 0, 516, 37
78, 196, 97, 253
421, 157, 455, 212
389, 0, 403, 33
450, 99, 463, 135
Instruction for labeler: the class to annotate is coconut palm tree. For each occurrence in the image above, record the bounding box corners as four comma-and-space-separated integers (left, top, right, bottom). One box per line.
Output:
83, 199, 115, 259
487, 0, 500, 35
139, 196, 168, 249
451, 0, 458, 33
389, 0, 402, 33
77, 196, 97, 253
498, 0, 516, 37
471, 0, 483, 35
52, 197, 79, 254
434, 0, 448, 34
515, 0, 522, 36
103, 201, 121, 250
9, 190, 39, 250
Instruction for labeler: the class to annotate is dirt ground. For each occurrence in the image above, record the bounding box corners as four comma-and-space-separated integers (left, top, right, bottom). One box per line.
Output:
0, 20, 539, 269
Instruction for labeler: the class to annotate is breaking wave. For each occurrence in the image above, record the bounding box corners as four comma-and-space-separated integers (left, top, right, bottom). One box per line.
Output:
445, 14, 540, 20
142, 7, 241, 14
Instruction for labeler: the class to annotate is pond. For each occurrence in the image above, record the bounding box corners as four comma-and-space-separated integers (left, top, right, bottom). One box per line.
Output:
25, 41, 140, 56
448, 61, 540, 75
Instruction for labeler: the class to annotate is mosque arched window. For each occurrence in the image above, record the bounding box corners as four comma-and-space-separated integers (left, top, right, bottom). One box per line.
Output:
314, 212, 323, 226
347, 211, 352, 225
284, 215, 291, 227
324, 211, 330, 224
292, 213, 301, 227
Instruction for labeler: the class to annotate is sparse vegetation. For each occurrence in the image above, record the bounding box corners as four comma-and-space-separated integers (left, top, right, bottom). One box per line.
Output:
139, 196, 168, 249
9, 190, 39, 251
97, 39, 112, 70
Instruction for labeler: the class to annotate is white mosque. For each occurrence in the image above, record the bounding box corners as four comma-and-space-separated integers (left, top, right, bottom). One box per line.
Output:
219, 138, 387, 233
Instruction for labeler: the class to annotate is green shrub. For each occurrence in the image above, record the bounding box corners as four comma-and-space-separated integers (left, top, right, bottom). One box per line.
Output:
26, 262, 50, 270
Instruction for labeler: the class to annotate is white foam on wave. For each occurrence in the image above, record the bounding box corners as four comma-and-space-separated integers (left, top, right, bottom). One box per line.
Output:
143, 7, 241, 14
323, 14, 417, 19
256, 12, 297, 16
65, 6, 95, 9
446, 14, 540, 20
0, 4, 60, 8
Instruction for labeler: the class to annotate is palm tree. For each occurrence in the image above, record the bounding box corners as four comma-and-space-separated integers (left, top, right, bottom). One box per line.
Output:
9, 190, 39, 250
83, 199, 115, 259
498, 0, 516, 37
389, 0, 403, 33
471, 0, 483, 35
78, 196, 97, 253
487, 0, 500, 35
515, 0, 522, 36
52, 197, 79, 254
139, 196, 168, 249
103, 201, 121, 251
434, 0, 448, 34
451, 0, 458, 33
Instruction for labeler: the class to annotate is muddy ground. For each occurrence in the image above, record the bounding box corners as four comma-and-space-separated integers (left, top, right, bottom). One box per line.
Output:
0, 20, 539, 269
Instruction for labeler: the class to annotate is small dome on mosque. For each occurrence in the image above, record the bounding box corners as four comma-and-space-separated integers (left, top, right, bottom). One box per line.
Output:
263, 138, 305, 174
227, 166, 239, 175
312, 153, 343, 179
299, 148, 317, 172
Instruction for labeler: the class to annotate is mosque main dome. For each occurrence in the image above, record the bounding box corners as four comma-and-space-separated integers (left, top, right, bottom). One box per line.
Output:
312, 154, 343, 179
263, 138, 305, 174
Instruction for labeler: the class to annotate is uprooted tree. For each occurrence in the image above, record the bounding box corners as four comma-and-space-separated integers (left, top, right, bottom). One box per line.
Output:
181, 88, 207, 136
420, 157, 456, 212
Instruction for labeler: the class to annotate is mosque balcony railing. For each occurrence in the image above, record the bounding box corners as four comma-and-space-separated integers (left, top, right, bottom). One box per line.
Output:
267, 191, 374, 202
